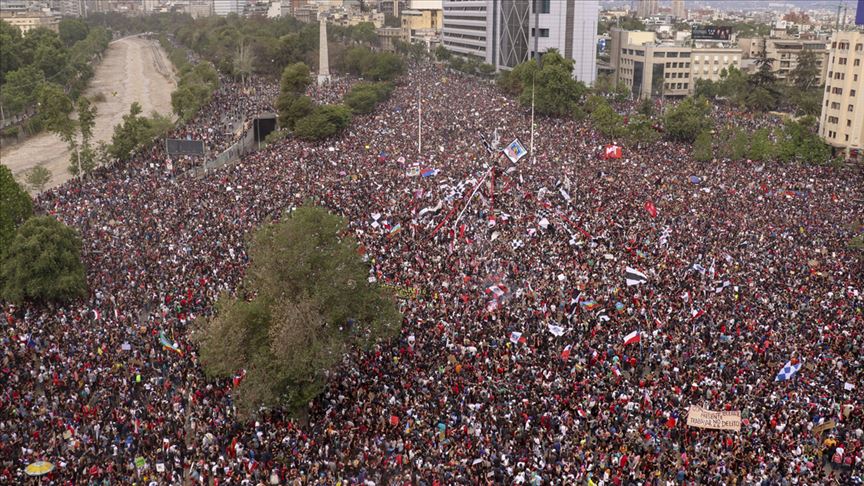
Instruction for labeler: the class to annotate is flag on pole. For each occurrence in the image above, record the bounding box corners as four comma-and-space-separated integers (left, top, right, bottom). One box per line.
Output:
625, 267, 648, 286
561, 344, 572, 361
623, 330, 641, 345
503, 139, 528, 163
775, 359, 802, 381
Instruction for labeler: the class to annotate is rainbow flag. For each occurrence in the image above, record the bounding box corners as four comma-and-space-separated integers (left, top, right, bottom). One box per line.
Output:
388, 224, 403, 239
159, 331, 183, 356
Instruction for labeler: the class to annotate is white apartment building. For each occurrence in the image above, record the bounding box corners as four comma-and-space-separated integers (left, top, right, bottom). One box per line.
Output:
819, 30, 864, 159
213, 0, 240, 16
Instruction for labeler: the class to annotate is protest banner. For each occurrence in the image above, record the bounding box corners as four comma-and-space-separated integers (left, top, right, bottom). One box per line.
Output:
812, 420, 836, 436
686, 405, 742, 431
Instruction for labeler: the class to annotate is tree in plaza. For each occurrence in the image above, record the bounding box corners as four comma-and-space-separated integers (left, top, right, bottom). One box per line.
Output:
69, 96, 98, 176
0, 216, 88, 304
624, 114, 661, 146
233, 41, 255, 85
693, 130, 714, 162
293, 104, 352, 140
23, 165, 52, 193
774, 115, 831, 164
746, 38, 780, 111
193, 206, 402, 417
0, 65, 45, 114
0, 165, 33, 254
747, 128, 774, 161
344, 82, 393, 114
277, 95, 314, 130
590, 99, 625, 139
108, 103, 173, 161
37, 83, 77, 146
662, 96, 712, 143
434, 44, 451, 62
514, 49, 588, 116
280, 62, 312, 97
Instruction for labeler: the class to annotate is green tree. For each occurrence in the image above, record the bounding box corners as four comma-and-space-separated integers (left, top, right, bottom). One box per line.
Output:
435, 44, 451, 61
37, 83, 76, 146
344, 82, 393, 114
790, 48, 820, 91
0, 20, 23, 83
23, 165, 52, 193
693, 130, 714, 162
280, 62, 312, 97
293, 104, 352, 140
70, 96, 98, 176
0, 65, 45, 114
0, 164, 33, 253
0, 216, 87, 304
518, 51, 587, 117
625, 114, 660, 145
233, 41, 255, 85
775, 115, 831, 164
58, 18, 89, 47
747, 38, 780, 111
194, 206, 401, 417
277, 94, 314, 129
591, 100, 625, 138
748, 128, 774, 161
662, 96, 712, 143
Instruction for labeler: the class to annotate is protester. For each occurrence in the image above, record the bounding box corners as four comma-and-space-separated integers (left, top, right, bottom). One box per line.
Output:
1, 63, 862, 485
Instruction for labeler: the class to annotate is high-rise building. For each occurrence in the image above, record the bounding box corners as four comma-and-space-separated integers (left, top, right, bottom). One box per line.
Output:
739, 37, 830, 86
671, 0, 685, 19
635, 0, 658, 19
214, 0, 240, 16
819, 31, 864, 159
441, 0, 598, 84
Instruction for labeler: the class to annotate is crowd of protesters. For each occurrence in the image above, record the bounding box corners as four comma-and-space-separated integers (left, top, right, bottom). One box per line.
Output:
1, 63, 863, 485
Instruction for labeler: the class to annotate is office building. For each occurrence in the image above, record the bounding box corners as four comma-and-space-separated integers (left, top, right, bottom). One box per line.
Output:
214, 0, 240, 16
611, 29, 740, 99
635, 0, 658, 19
0, 11, 59, 32
819, 31, 864, 159
671, 0, 685, 19
441, 0, 598, 84
739, 37, 830, 85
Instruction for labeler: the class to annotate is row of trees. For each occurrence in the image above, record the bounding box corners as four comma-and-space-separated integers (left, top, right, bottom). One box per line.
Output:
0, 166, 87, 304
0, 19, 111, 121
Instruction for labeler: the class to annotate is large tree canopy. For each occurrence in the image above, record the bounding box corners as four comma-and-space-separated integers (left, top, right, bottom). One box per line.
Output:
194, 206, 402, 417
0, 164, 33, 253
0, 215, 88, 304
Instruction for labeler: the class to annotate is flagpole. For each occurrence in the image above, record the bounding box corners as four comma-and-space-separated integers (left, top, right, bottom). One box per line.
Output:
529, 72, 535, 158
417, 85, 422, 155
452, 167, 493, 231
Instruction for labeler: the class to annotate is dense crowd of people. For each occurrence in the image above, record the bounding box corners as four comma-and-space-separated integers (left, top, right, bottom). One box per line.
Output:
1, 63, 863, 485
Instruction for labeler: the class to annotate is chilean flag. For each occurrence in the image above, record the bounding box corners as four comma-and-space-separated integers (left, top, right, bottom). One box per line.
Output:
644, 200, 657, 218
623, 330, 641, 345
561, 344, 572, 361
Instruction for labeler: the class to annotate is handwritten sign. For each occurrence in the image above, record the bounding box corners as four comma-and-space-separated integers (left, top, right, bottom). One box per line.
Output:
686, 406, 741, 431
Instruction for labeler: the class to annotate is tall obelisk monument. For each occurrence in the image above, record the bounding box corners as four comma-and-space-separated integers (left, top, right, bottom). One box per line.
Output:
318, 17, 331, 86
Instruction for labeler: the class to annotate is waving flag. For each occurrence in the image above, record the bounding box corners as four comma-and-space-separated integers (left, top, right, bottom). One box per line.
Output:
388, 223, 403, 239
503, 138, 528, 163
625, 267, 648, 286
644, 201, 657, 218
509, 331, 527, 344
561, 344, 572, 361
604, 145, 622, 159
421, 168, 439, 178
775, 359, 802, 381
159, 331, 184, 356
623, 330, 641, 345
548, 324, 566, 337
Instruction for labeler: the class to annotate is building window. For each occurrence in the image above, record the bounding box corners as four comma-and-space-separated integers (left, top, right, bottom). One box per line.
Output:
852, 89, 857, 97
828, 116, 839, 124
667, 52, 679, 58
848, 119, 852, 127
533, 0, 550, 14
831, 102, 840, 109
856, 43, 863, 51
850, 104, 855, 112
531, 28, 549, 37
838, 57, 847, 65
855, 59, 861, 66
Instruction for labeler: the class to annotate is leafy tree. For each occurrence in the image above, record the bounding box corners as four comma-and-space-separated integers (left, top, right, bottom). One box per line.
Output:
625, 114, 660, 146
693, 130, 714, 162
662, 96, 712, 143
58, 18, 89, 47
37, 83, 77, 149
350, 22, 377, 45
233, 41, 255, 85
637, 97, 654, 116
365, 52, 404, 81
194, 206, 401, 417
293, 104, 352, 140
70, 96, 98, 176
790, 48, 820, 91
108, 103, 174, 161
0, 20, 23, 83
280, 62, 312, 97
344, 82, 393, 114
748, 128, 774, 161
591, 100, 625, 139
747, 38, 780, 111
774, 115, 831, 164
435, 44, 451, 61
515, 51, 587, 117
0, 65, 45, 114
277, 94, 314, 130
0, 164, 33, 253
23, 165, 52, 193
0, 216, 88, 304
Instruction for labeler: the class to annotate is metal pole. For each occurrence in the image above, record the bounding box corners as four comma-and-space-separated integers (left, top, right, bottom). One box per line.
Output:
529, 73, 535, 157
417, 86, 421, 153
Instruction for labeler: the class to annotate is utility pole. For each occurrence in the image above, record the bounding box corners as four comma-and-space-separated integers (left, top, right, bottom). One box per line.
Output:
417, 85, 422, 155
529, 73, 535, 158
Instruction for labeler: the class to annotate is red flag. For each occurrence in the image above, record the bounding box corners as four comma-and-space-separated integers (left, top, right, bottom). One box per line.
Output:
561, 344, 572, 361
644, 201, 657, 218
604, 145, 622, 159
